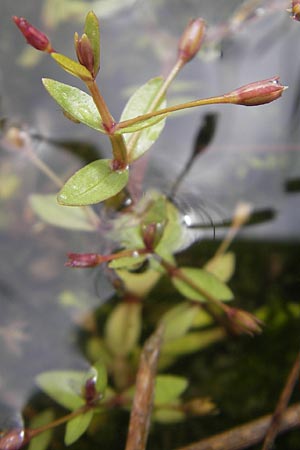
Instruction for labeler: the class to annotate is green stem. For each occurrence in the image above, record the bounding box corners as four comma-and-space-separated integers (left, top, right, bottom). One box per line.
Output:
116, 94, 232, 132
127, 58, 185, 160
86, 80, 128, 166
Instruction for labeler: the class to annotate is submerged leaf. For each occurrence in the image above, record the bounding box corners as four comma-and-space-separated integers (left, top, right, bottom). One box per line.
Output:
119, 77, 167, 161
161, 303, 200, 341
28, 410, 55, 450
42, 79, 105, 132
64, 410, 94, 446
104, 303, 142, 356
29, 194, 96, 231
154, 375, 188, 405
204, 252, 236, 283
58, 159, 129, 206
36, 371, 86, 410
172, 267, 234, 302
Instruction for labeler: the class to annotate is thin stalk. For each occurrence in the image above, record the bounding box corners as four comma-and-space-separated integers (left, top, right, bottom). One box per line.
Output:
86, 80, 128, 165
27, 405, 90, 441
127, 58, 185, 160
116, 94, 232, 133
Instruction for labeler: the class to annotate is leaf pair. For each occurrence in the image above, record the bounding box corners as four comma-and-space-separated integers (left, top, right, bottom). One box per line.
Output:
36, 360, 107, 445
43, 77, 166, 206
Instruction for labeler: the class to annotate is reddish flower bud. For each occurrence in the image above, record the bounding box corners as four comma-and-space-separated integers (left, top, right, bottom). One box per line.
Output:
141, 222, 165, 252
178, 18, 206, 63
226, 307, 263, 336
66, 252, 102, 268
224, 76, 287, 106
74, 32, 95, 78
12, 16, 54, 53
291, 0, 300, 21
0, 428, 25, 450
83, 377, 98, 405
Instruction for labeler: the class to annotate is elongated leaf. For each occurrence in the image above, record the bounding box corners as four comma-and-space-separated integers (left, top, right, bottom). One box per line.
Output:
84, 11, 100, 76
36, 371, 85, 410
154, 408, 185, 423
108, 254, 147, 269
204, 252, 236, 282
58, 159, 129, 206
119, 77, 167, 161
161, 329, 225, 356
28, 410, 55, 450
51, 53, 92, 81
115, 268, 162, 297
64, 410, 94, 446
155, 375, 188, 405
29, 194, 96, 231
172, 267, 234, 303
104, 303, 142, 356
161, 303, 200, 342
42, 79, 105, 132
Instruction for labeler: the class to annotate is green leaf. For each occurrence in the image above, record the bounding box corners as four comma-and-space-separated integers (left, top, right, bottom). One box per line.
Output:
42, 79, 105, 132
172, 267, 234, 303
161, 329, 225, 357
92, 359, 107, 394
104, 303, 142, 356
57, 159, 129, 206
154, 375, 188, 405
108, 254, 147, 269
36, 371, 86, 410
154, 408, 185, 423
119, 77, 167, 161
204, 252, 236, 282
51, 53, 93, 81
28, 410, 55, 450
161, 303, 200, 342
84, 11, 100, 76
64, 410, 94, 446
29, 194, 96, 231
115, 268, 161, 297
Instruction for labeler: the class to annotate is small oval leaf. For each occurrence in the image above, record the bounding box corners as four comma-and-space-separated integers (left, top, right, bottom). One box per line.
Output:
64, 410, 94, 446
104, 303, 142, 356
36, 371, 86, 411
119, 77, 167, 161
204, 252, 236, 282
155, 375, 188, 405
51, 52, 92, 80
29, 194, 96, 231
58, 159, 129, 206
161, 303, 200, 342
42, 78, 105, 132
172, 267, 234, 303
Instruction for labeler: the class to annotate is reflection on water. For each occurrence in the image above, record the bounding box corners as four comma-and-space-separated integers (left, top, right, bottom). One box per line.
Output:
0, 0, 300, 448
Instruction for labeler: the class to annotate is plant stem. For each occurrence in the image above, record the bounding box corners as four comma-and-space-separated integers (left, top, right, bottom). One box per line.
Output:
27, 405, 90, 441
176, 402, 300, 450
116, 94, 231, 133
86, 80, 128, 165
125, 324, 164, 450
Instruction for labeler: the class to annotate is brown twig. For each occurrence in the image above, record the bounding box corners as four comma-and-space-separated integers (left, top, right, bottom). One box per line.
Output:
261, 351, 300, 450
175, 402, 300, 450
124, 324, 164, 450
